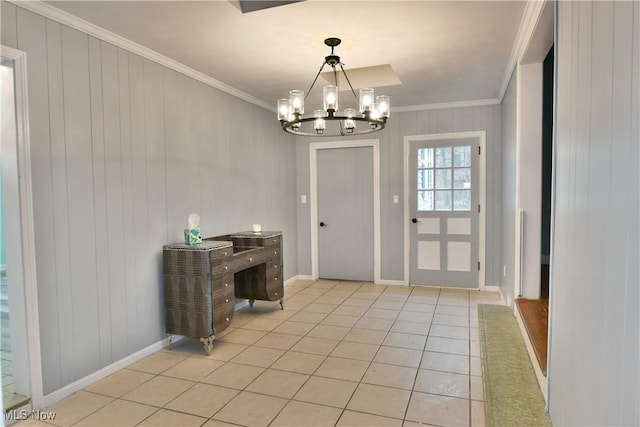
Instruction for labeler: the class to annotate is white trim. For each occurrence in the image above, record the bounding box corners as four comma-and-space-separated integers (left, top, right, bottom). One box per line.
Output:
42, 335, 179, 407
403, 131, 487, 289
1, 45, 44, 410
8, 0, 273, 112
392, 98, 500, 113
285, 274, 315, 283
309, 139, 381, 284
497, 0, 547, 102
483, 285, 501, 293
377, 279, 407, 287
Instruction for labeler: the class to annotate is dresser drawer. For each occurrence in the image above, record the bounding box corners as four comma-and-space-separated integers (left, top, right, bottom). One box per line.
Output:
212, 275, 234, 300
266, 247, 281, 262
211, 259, 233, 280
264, 236, 281, 247
266, 274, 283, 300
266, 263, 280, 277
212, 303, 234, 333
211, 246, 233, 262
234, 249, 266, 271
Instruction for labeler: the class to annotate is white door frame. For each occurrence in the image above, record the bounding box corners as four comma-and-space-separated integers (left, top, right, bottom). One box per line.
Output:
1, 45, 44, 409
403, 131, 487, 288
309, 139, 381, 283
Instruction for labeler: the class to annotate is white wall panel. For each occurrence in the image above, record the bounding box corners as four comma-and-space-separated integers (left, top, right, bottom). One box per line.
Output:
549, 2, 639, 425
5, 2, 298, 395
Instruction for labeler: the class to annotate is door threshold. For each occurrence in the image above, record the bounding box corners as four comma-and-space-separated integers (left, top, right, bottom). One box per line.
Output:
3, 390, 30, 412
514, 298, 548, 401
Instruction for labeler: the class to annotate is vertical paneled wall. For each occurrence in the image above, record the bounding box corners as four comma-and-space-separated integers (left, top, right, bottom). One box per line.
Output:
550, 1, 639, 425
2, 3, 297, 395
296, 104, 502, 286
500, 69, 517, 305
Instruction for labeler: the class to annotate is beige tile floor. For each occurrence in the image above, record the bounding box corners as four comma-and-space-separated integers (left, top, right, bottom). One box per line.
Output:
14, 279, 502, 427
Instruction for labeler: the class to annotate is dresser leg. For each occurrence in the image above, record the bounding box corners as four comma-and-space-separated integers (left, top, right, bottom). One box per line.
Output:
249, 299, 255, 308
200, 335, 215, 356
167, 334, 175, 350
279, 298, 284, 310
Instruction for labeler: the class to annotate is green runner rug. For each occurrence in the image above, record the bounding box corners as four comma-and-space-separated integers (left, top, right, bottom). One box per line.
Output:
478, 304, 552, 427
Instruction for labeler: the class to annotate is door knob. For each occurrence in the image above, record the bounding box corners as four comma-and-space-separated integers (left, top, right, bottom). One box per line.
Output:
411, 218, 418, 223
319, 222, 326, 227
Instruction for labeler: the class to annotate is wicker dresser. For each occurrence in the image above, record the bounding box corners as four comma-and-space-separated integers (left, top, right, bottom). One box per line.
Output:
163, 231, 284, 355
163, 241, 234, 355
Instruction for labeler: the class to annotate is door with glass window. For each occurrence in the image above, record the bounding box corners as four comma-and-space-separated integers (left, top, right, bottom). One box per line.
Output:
409, 138, 479, 287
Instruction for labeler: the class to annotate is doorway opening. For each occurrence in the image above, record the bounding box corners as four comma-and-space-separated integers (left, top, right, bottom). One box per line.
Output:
515, 44, 554, 380
1, 57, 29, 411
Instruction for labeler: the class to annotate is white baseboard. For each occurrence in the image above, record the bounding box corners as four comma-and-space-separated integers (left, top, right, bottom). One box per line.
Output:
377, 279, 407, 286
285, 274, 315, 283
482, 285, 501, 293
41, 335, 181, 408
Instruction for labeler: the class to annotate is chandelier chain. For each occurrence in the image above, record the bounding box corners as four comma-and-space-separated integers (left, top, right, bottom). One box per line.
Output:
339, 63, 360, 103
304, 61, 327, 101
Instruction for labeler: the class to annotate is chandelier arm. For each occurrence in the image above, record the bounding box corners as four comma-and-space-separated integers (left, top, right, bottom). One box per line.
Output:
304, 61, 329, 101
339, 63, 360, 103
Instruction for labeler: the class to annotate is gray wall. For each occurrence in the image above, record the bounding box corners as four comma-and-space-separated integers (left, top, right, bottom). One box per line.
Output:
549, 1, 639, 425
296, 105, 503, 286
500, 69, 517, 305
2, 3, 297, 395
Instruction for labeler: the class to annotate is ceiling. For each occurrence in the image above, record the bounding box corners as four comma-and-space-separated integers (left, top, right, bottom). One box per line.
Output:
43, 0, 527, 112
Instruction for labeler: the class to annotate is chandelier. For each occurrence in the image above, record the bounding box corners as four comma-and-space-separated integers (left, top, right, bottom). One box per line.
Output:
277, 37, 390, 137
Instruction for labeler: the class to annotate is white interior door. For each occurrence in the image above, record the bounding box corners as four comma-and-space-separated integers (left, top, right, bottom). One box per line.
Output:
317, 146, 374, 281
409, 138, 479, 287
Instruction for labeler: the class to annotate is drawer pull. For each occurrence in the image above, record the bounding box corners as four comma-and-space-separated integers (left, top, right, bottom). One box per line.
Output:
248, 257, 253, 262
224, 266, 228, 271
225, 283, 229, 287
225, 317, 230, 322
274, 292, 278, 296
224, 251, 228, 256
225, 298, 229, 303
273, 251, 277, 255
273, 265, 278, 268
274, 277, 278, 281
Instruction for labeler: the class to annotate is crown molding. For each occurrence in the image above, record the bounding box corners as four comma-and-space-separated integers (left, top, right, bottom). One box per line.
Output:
497, 0, 547, 102
9, 0, 274, 111
392, 98, 500, 113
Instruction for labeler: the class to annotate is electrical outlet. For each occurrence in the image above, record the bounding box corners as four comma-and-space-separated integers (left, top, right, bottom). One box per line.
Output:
301, 195, 307, 204
393, 195, 399, 204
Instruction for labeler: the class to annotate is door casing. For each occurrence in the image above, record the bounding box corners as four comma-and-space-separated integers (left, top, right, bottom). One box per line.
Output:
404, 131, 487, 289
1, 45, 43, 409
310, 139, 380, 283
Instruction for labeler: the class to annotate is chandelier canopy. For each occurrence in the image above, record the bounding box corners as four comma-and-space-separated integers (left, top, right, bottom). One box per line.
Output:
277, 37, 390, 137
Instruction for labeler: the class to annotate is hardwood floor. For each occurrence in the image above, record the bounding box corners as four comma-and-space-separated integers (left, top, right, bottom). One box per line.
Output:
514, 298, 549, 376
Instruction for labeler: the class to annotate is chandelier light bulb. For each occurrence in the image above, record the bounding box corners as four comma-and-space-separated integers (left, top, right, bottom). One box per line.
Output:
290, 90, 304, 115
369, 103, 381, 128
323, 85, 338, 112
314, 110, 326, 134
343, 108, 356, 133
376, 95, 390, 118
359, 88, 374, 113
277, 98, 291, 121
